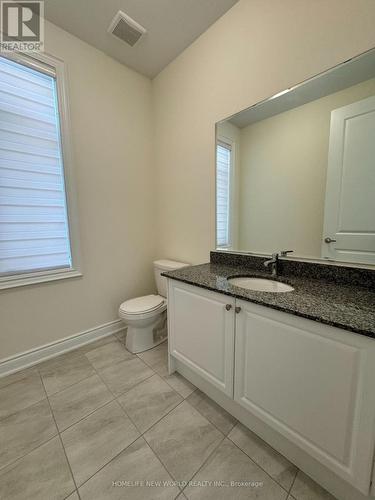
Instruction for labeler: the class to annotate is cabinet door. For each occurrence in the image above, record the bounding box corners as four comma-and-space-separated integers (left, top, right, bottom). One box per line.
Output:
234, 299, 375, 494
168, 280, 235, 397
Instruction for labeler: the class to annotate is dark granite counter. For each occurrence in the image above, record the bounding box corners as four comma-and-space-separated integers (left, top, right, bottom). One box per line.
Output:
163, 262, 375, 338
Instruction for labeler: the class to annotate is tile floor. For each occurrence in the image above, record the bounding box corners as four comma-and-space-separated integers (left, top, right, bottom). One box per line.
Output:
0, 333, 337, 500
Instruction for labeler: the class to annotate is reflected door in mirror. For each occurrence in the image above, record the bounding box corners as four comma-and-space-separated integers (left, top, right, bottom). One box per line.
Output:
322, 96, 375, 264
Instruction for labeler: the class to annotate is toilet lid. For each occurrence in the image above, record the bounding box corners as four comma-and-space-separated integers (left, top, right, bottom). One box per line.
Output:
120, 294, 165, 315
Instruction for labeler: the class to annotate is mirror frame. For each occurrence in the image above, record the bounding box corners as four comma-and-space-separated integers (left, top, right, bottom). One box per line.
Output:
214, 47, 375, 269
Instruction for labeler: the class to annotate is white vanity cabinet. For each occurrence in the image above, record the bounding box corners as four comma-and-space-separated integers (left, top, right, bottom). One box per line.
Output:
168, 279, 235, 397
167, 278, 375, 498
235, 299, 375, 494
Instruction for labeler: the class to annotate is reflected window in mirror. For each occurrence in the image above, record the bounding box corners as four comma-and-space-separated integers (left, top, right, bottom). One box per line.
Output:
216, 139, 233, 248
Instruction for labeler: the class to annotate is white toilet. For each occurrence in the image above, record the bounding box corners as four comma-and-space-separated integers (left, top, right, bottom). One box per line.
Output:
119, 259, 189, 353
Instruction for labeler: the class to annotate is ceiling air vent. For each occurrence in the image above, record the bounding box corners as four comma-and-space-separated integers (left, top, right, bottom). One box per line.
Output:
108, 11, 146, 47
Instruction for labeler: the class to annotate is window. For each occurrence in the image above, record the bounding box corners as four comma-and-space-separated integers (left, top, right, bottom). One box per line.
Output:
0, 52, 80, 289
216, 140, 232, 248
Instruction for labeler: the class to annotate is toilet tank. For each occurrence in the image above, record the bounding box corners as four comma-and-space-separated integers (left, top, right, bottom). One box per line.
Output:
154, 259, 189, 298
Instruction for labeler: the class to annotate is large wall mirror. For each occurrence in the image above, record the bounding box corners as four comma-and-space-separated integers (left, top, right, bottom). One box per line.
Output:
215, 49, 375, 266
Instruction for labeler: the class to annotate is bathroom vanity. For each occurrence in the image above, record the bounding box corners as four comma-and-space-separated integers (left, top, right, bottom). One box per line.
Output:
164, 47, 375, 500
164, 253, 375, 500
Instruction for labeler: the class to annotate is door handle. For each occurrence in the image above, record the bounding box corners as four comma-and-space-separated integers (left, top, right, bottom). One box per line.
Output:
324, 237, 337, 244
225, 304, 232, 311
235, 306, 241, 314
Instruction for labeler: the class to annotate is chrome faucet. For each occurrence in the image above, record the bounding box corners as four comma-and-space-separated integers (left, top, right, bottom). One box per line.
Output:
264, 250, 293, 277
264, 253, 279, 276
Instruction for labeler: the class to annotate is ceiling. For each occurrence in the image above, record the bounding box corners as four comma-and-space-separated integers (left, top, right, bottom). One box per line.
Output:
42, 0, 239, 78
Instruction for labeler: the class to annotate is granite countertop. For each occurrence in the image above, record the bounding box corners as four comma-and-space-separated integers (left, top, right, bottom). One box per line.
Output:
163, 263, 375, 338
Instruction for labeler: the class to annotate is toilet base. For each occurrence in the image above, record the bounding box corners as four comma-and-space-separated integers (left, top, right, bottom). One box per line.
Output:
125, 311, 167, 354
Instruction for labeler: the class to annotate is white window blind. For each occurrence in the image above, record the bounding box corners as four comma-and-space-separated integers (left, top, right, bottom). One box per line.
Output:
216, 141, 231, 247
0, 55, 72, 277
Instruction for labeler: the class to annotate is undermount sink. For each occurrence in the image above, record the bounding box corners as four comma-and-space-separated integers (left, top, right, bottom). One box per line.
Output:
228, 277, 294, 293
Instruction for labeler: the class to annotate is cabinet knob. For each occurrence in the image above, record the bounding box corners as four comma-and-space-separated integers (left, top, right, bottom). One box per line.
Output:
225, 304, 232, 311
235, 306, 241, 314
324, 237, 337, 244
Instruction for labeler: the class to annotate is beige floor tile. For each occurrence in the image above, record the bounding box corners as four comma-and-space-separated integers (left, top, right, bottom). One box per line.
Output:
74, 335, 118, 355
0, 367, 37, 390
144, 401, 223, 482
37, 349, 82, 369
65, 491, 80, 500
118, 374, 183, 433
291, 471, 337, 500
184, 438, 287, 500
0, 370, 45, 420
39, 353, 95, 396
138, 342, 170, 377
79, 437, 179, 500
0, 399, 57, 470
98, 357, 154, 397
0, 437, 75, 500
187, 390, 237, 435
49, 374, 113, 431
153, 358, 170, 377
228, 423, 297, 490
61, 400, 139, 486
85, 340, 133, 370
163, 372, 196, 398
137, 342, 168, 367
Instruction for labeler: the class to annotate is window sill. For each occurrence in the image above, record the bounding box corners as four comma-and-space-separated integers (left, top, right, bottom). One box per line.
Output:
0, 269, 83, 290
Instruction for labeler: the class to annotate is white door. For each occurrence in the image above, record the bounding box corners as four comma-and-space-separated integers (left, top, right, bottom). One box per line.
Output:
168, 279, 235, 397
322, 95, 375, 264
234, 299, 375, 494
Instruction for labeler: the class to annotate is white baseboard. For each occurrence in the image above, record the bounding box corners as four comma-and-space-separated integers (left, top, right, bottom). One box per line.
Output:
0, 319, 126, 378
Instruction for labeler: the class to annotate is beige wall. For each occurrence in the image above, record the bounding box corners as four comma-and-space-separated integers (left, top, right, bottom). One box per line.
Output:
237, 78, 375, 257
153, 0, 375, 264
0, 22, 156, 360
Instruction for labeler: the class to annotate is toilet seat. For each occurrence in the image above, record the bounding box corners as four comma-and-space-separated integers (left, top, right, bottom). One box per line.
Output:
119, 294, 166, 318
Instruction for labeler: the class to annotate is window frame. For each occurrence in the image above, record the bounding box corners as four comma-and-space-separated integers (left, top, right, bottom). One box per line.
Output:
0, 51, 82, 290
216, 136, 235, 250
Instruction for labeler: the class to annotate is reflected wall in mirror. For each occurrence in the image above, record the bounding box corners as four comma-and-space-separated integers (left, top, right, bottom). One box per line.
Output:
216, 49, 375, 266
